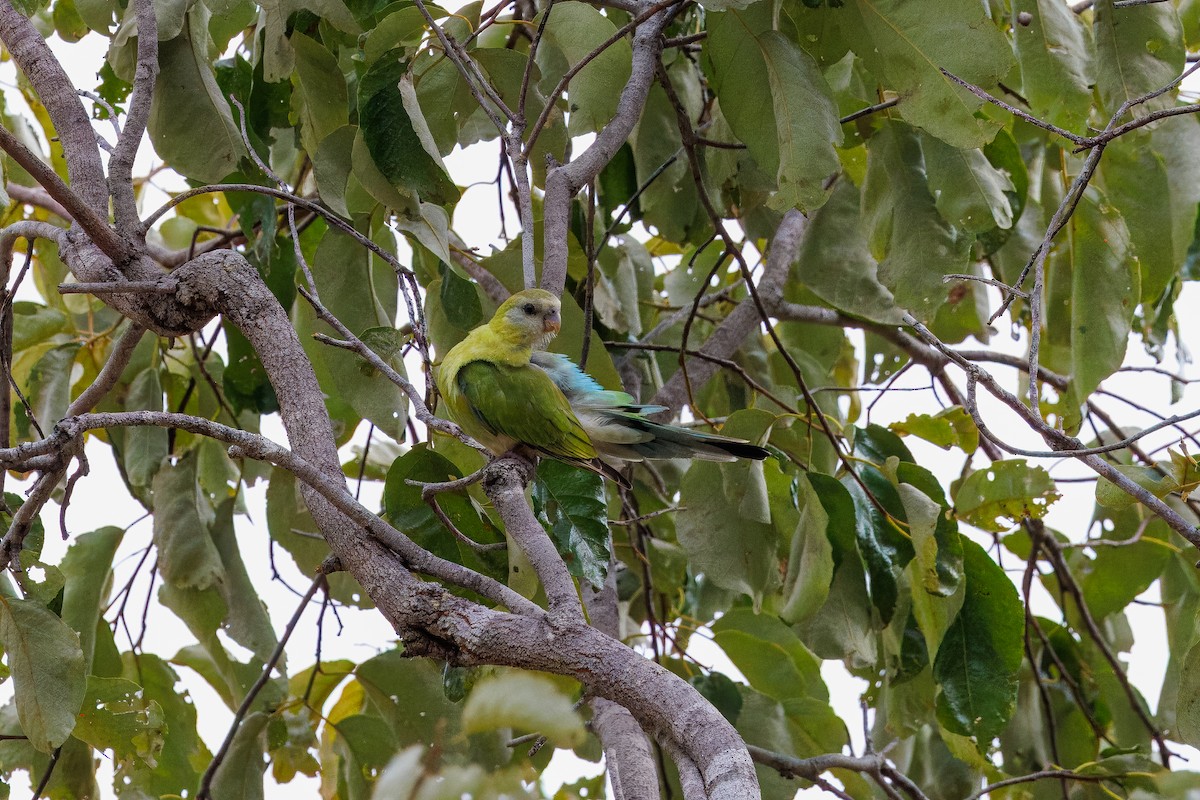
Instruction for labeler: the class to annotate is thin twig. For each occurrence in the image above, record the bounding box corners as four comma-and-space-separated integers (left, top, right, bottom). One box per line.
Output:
31, 745, 63, 799
197, 566, 332, 800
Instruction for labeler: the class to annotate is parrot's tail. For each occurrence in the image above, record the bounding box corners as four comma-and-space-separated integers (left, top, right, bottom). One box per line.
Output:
582, 410, 771, 463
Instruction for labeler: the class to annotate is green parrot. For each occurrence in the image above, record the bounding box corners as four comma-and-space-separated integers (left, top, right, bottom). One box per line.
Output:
436, 288, 769, 484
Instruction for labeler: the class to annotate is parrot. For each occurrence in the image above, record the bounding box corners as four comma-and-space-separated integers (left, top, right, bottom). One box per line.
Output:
436, 288, 769, 485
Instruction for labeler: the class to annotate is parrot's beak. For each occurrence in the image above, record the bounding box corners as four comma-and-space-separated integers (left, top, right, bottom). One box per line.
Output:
544, 313, 561, 335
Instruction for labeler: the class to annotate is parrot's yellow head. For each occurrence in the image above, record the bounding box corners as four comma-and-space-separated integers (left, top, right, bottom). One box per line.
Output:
490, 289, 562, 349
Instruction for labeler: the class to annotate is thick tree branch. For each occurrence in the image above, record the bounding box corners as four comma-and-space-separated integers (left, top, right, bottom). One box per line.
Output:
108, 0, 158, 233
663, 739, 708, 800
0, 0, 109, 214
583, 567, 661, 800
5, 182, 70, 220
41, 407, 538, 614
0, 126, 127, 259
66, 323, 147, 416
540, 5, 674, 295
483, 458, 583, 618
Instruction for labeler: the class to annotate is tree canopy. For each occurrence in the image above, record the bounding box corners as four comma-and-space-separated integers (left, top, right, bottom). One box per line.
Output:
1, 0, 1200, 798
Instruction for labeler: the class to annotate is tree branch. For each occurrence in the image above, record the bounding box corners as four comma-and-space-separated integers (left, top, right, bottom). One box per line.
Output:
483, 457, 583, 618
66, 323, 147, 416
108, 0, 158, 233
649, 211, 806, 415
0, 0, 109, 213
0, 125, 127, 260
540, 4, 674, 295
45, 408, 539, 614
5, 182, 70, 220
197, 565, 333, 800
583, 565, 661, 800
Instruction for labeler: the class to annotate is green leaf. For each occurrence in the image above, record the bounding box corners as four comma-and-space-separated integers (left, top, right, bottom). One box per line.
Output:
353, 649, 463, 746
208, 498, 279, 662
148, 6, 246, 182
383, 445, 505, 576
890, 406, 979, 454
209, 711, 269, 800
75, 0, 114, 31
862, 122, 971, 320
842, 0, 1012, 148
842, 424, 915, 624
676, 410, 779, 607
954, 460, 1060, 532
933, 539, 1023, 747
413, 54, 481, 157
310, 228, 409, 441
363, 7, 426, 64
370, 746, 426, 799
792, 178, 900, 323
312, 124, 356, 218
1079, 513, 1170, 620
1177, 638, 1200, 747
461, 672, 585, 746
1013, 0, 1094, 132
732, 688, 814, 799
258, 0, 359, 81
705, 2, 842, 212
627, 70, 705, 244
12, 0, 47, 16
359, 51, 459, 205
531, 459, 610, 588
779, 474, 835, 624
0, 595, 86, 752
311, 227, 388, 337
268, 707, 320, 783
593, 237, 647, 336
437, 265, 484, 332
1062, 191, 1138, 409
59, 527, 123, 671
10, 302, 67, 352
123, 367, 168, 488
713, 609, 827, 703
900, 465, 963, 589
395, 201, 453, 268
121, 653, 204, 797
897, 477, 958, 598
266, 467, 372, 608
535, 2, 632, 135
1094, 0, 1184, 119
152, 453, 224, 591
1101, 118, 1200, 304
920, 132, 1015, 234
224, 324, 279, 415
73, 676, 165, 770
288, 660, 354, 709
290, 31, 349, 156
690, 672, 744, 723
28, 342, 80, 432
1095, 464, 1179, 510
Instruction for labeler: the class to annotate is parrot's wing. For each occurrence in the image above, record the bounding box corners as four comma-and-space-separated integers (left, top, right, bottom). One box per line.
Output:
527, 351, 767, 464
530, 350, 666, 414
456, 359, 597, 462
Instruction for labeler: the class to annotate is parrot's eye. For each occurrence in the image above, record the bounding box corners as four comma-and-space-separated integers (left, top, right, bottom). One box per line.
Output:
522, 303, 536, 315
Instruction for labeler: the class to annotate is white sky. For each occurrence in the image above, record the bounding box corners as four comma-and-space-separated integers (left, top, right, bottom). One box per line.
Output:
3, 12, 1200, 800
